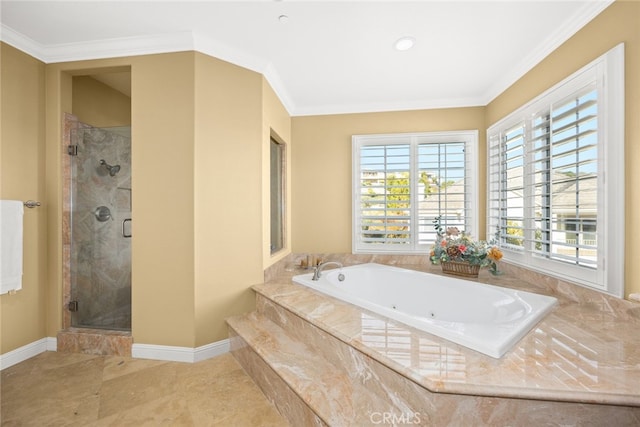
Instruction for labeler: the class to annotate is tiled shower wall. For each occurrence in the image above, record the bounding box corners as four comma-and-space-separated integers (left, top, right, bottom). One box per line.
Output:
65, 114, 132, 330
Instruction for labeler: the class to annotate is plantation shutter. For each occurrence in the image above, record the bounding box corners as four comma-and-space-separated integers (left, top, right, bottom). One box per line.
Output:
357, 144, 412, 247
487, 133, 503, 244
487, 44, 623, 295
417, 141, 467, 245
530, 86, 598, 268
488, 122, 526, 250
503, 123, 526, 250
489, 88, 598, 267
353, 132, 477, 253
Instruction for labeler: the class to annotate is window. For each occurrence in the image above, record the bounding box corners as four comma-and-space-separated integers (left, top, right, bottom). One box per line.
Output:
488, 44, 624, 297
352, 131, 478, 254
270, 137, 285, 254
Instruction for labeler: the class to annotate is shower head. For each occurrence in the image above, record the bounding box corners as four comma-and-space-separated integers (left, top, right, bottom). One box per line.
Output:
100, 159, 121, 177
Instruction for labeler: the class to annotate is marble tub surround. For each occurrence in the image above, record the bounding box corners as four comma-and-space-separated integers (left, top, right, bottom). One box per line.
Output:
231, 293, 639, 426
229, 318, 329, 426
251, 280, 640, 405
264, 253, 429, 283
242, 254, 640, 424
266, 253, 640, 312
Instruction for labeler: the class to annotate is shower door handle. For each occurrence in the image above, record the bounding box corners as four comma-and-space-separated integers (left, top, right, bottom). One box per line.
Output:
122, 218, 132, 238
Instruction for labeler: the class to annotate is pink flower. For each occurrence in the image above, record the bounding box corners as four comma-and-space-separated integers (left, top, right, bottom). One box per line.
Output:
458, 244, 467, 253
446, 227, 460, 236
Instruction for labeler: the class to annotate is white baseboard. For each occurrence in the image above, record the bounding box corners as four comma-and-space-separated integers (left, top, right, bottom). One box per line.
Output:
0, 337, 57, 370
46, 336, 57, 351
0, 337, 228, 368
132, 339, 230, 363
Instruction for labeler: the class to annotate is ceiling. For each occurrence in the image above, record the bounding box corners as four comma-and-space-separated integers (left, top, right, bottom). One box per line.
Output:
0, 1, 612, 116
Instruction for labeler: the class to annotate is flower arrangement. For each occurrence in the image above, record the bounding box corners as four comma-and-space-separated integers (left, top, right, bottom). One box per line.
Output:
429, 216, 503, 275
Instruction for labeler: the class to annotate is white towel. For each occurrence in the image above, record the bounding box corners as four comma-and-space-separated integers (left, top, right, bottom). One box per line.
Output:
1, 200, 24, 295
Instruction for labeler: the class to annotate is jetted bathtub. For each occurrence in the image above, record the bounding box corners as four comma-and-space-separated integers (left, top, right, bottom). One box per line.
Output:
293, 263, 558, 358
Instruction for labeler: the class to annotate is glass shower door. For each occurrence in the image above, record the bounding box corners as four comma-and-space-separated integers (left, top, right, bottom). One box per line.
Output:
69, 125, 132, 330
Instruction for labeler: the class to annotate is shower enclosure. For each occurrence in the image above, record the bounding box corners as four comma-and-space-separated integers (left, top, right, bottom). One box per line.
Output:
68, 125, 132, 330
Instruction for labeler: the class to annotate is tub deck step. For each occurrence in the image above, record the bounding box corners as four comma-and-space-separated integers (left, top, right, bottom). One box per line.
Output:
227, 311, 390, 426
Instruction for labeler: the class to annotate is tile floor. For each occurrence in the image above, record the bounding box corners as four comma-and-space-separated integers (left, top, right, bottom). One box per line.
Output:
0, 351, 289, 426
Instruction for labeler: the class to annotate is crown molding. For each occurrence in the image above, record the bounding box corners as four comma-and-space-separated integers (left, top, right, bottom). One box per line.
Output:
0, 24, 297, 115
0, 23, 476, 116
1, 0, 614, 116
192, 34, 296, 115
1, 24, 196, 63
1, 24, 48, 62
291, 96, 485, 117
481, 0, 614, 105
45, 32, 195, 63
192, 32, 266, 75
262, 62, 296, 116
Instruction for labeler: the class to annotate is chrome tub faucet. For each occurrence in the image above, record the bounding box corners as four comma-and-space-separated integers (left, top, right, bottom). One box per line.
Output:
312, 261, 344, 281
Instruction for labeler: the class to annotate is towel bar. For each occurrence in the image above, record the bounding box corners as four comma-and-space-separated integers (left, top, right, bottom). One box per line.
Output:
23, 200, 41, 208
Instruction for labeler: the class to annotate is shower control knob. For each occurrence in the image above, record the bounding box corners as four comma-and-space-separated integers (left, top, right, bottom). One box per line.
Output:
94, 206, 112, 222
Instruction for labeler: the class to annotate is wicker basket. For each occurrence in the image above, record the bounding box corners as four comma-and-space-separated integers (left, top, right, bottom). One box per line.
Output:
440, 261, 480, 278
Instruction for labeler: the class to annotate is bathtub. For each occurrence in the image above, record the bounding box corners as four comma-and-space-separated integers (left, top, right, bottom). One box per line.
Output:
292, 263, 557, 358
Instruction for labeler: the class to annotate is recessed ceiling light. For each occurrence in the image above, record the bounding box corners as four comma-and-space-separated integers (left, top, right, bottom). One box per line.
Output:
394, 36, 415, 51
278, 14, 289, 23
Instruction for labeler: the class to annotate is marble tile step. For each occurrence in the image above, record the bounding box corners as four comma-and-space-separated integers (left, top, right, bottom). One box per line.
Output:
227, 311, 394, 426
253, 292, 357, 369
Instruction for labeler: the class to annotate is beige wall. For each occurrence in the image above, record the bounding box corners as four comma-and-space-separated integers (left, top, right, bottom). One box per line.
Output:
291, 107, 486, 253
44, 53, 200, 347
72, 75, 131, 127
131, 53, 198, 347
486, 0, 640, 297
1, 0, 636, 356
10, 48, 285, 352
0, 44, 47, 353
193, 53, 264, 346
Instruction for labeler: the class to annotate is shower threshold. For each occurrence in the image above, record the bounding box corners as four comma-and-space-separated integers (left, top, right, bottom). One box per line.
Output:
57, 327, 132, 357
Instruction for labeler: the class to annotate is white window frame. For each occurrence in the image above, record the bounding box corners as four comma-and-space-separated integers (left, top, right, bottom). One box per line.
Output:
352, 131, 478, 254
487, 43, 624, 297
